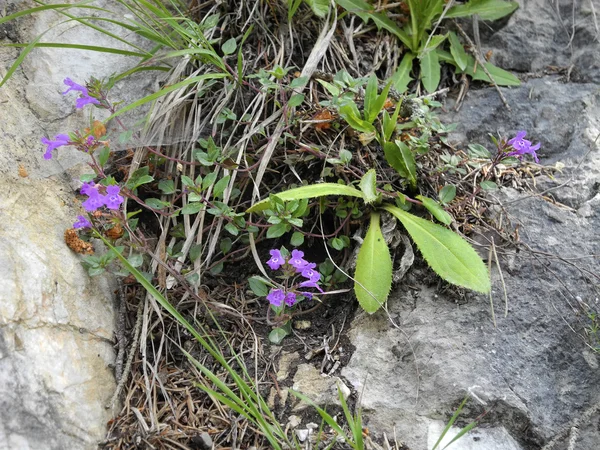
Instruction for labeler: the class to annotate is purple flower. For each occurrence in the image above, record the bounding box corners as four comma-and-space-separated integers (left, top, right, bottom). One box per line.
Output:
267, 289, 285, 307
80, 181, 96, 196
507, 131, 540, 163
75, 95, 101, 109
301, 263, 320, 282
62, 78, 88, 95
289, 249, 309, 272
299, 279, 323, 292
82, 190, 106, 212
284, 292, 297, 307
300, 292, 313, 300
41, 134, 70, 160
104, 185, 124, 210
266, 249, 285, 270
62, 78, 100, 109
73, 215, 92, 229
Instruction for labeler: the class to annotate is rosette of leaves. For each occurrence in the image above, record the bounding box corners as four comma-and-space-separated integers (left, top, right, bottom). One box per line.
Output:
247, 169, 490, 314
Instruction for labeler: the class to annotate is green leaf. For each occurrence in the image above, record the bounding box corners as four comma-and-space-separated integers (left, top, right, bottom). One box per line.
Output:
448, 31, 468, 71
181, 175, 195, 187
290, 231, 305, 247
158, 179, 176, 194
144, 198, 170, 210
416, 195, 453, 225
439, 185, 457, 205
359, 169, 379, 204
446, 0, 519, 21
189, 244, 202, 263
247, 183, 364, 213
267, 223, 290, 238
420, 49, 441, 93
224, 222, 239, 236
222, 37, 237, 55
181, 203, 204, 215
304, 0, 330, 17
339, 102, 375, 133
439, 50, 521, 87
249, 276, 272, 297
354, 212, 392, 313
268, 327, 290, 345
288, 93, 305, 107
468, 143, 492, 158
213, 175, 231, 199
382, 102, 402, 144
390, 52, 415, 93
80, 173, 96, 183
98, 146, 110, 167
127, 253, 144, 268
383, 205, 491, 293
480, 181, 498, 190
384, 141, 417, 188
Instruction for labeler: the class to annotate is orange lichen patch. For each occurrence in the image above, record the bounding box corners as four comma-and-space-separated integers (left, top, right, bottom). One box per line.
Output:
64, 229, 94, 255
105, 223, 124, 240
313, 109, 335, 131
383, 98, 395, 109
18, 164, 28, 177
92, 120, 107, 138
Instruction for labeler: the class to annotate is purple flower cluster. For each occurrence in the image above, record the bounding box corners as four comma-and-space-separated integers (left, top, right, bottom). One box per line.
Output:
81, 182, 124, 212
507, 131, 540, 163
62, 78, 100, 109
265, 249, 322, 307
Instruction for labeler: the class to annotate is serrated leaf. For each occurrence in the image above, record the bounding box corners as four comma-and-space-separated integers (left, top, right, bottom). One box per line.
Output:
222, 37, 236, 55
383, 205, 491, 293
248, 183, 364, 213
304, 0, 329, 17
390, 52, 415, 93
419, 50, 441, 93
439, 185, 457, 205
354, 212, 392, 313
446, 0, 519, 21
359, 169, 379, 204
448, 31, 468, 71
416, 195, 453, 225
224, 222, 239, 236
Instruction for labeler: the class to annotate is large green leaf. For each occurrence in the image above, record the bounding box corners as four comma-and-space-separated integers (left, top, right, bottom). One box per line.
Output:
448, 31, 468, 71
446, 0, 519, 21
382, 205, 490, 293
419, 49, 441, 93
383, 141, 417, 188
390, 52, 415, 93
247, 183, 364, 213
339, 102, 375, 133
437, 50, 520, 87
354, 212, 392, 313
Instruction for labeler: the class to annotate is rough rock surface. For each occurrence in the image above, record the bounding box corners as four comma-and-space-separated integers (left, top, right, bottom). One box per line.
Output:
0, 1, 155, 448
341, 2, 600, 449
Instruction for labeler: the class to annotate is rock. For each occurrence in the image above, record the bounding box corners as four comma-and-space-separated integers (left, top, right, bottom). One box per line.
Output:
342, 2, 600, 448
291, 364, 350, 412
427, 422, 522, 450
190, 431, 213, 450
295, 429, 310, 442
0, 1, 158, 448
